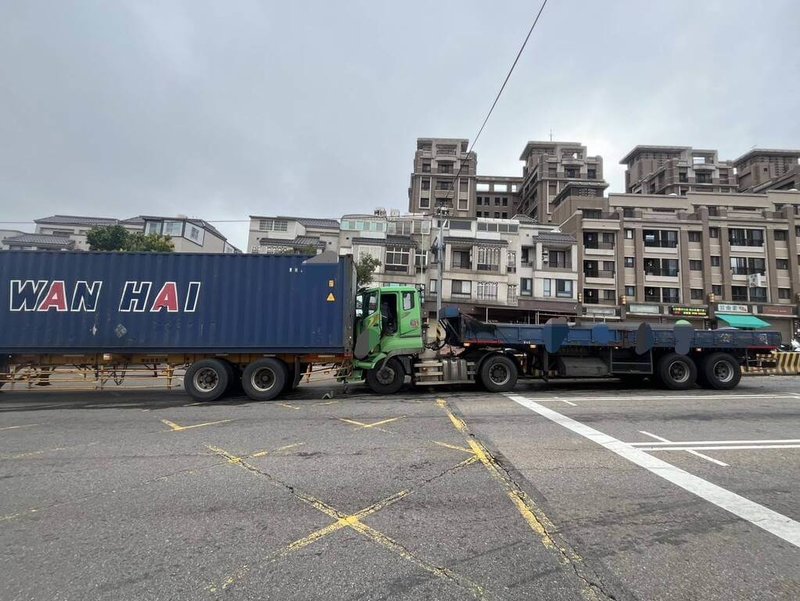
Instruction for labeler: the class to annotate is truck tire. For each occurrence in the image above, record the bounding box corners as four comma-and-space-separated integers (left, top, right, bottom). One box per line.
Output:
184, 359, 230, 402
656, 353, 696, 390
700, 353, 741, 390
221, 360, 243, 395
366, 357, 405, 395
281, 363, 305, 394
242, 358, 287, 401
480, 354, 518, 393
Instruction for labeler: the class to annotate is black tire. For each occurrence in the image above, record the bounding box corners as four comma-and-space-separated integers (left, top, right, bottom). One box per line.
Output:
242, 358, 287, 401
479, 354, 518, 393
366, 357, 405, 395
184, 359, 230, 402
656, 353, 696, 390
701, 353, 741, 390
282, 364, 296, 394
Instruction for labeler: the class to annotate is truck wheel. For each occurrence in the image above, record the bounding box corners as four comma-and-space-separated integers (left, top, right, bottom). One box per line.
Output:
242, 358, 287, 401
480, 355, 518, 393
701, 353, 741, 390
184, 359, 230, 402
281, 363, 305, 394
656, 353, 696, 390
221, 361, 243, 395
366, 357, 405, 395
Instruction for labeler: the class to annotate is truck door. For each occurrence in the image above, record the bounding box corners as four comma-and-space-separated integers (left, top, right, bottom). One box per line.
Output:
397, 290, 422, 340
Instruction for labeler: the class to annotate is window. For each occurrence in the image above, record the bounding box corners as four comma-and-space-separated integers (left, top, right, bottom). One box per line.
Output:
429, 279, 438, 295
644, 287, 660, 302
603, 289, 616, 301
603, 261, 615, 273
750, 287, 767, 302
188, 225, 204, 244
624, 257, 635, 268
774, 230, 788, 241
449, 220, 471, 230
421, 178, 431, 191
709, 227, 719, 238
711, 256, 721, 267
712, 285, 722, 297
602, 232, 615, 244
556, 279, 573, 298
422, 162, 431, 173
691, 289, 704, 300
502, 197, 508, 206
777, 258, 789, 270
543, 279, 551, 297
689, 260, 703, 271
506, 250, 516, 273
258, 218, 289, 232
451, 280, 471, 297
415, 250, 428, 270
625, 229, 633, 239
688, 231, 702, 242
476, 246, 501, 271
385, 246, 410, 272
662, 288, 679, 303
419, 197, 430, 209
643, 230, 678, 248
623, 208, 635, 218
162, 221, 183, 236
452, 249, 471, 269
402, 291, 415, 310
583, 209, 602, 219
549, 250, 569, 269
145, 221, 162, 235
507, 285, 518, 304
435, 180, 454, 190
588, 169, 597, 180
476, 282, 499, 301
438, 162, 453, 174
729, 228, 764, 247
731, 286, 748, 301
521, 278, 532, 296
779, 288, 791, 300
625, 286, 636, 297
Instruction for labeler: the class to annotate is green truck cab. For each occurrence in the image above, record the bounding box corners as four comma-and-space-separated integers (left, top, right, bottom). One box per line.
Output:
352, 286, 426, 393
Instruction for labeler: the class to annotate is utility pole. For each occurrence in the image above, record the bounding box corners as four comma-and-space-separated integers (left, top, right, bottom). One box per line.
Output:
435, 201, 449, 321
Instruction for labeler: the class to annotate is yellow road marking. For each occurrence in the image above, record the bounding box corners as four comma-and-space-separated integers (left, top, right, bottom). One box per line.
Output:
208, 445, 488, 598
338, 416, 405, 429
433, 440, 475, 454
437, 398, 578, 563
0, 424, 39, 431
161, 418, 232, 432
0, 441, 98, 460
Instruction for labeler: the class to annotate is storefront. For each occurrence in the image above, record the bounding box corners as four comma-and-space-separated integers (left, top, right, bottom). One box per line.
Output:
711, 302, 783, 338
624, 303, 663, 324
667, 305, 710, 329
756, 305, 796, 342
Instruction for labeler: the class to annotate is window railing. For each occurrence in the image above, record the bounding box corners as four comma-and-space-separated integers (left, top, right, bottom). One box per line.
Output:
729, 238, 764, 247
645, 268, 679, 277
584, 269, 614, 278
731, 266, 765, 275
477, 264, 499, 272
583, 241, 615, 250
644, 294, 660, 303
384, 264, 408, 273
644, 240, 678, 248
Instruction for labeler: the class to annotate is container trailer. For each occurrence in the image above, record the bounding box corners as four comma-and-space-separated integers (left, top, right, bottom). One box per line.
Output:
0, 251, 780, 401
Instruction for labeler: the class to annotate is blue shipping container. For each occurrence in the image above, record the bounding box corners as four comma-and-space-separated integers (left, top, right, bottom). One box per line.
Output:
0, 251, 356, 354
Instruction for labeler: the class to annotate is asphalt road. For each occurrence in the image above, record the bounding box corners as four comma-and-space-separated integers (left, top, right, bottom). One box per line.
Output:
1, 377, 799, 600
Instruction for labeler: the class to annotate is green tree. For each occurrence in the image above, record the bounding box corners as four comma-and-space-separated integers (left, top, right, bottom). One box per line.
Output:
86, 225, 129, 251
356, 255, 381, 287
86, 225, 174, 252
124, 232, 174, 252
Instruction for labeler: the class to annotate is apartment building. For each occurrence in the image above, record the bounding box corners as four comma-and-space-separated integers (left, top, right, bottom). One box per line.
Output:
407, 138, 477, 218
247, 215, 340, 254
734, 148, 800, 193
141, 216, 239, 253
475, 175, 523, 219
517, 141, 607, 223
557, 189, 800, 341
26, 214, 239, 253
621, 145, 739, 195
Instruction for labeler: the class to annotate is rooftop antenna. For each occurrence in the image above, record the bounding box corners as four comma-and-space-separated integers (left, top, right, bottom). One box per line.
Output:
549, 129, 553, 142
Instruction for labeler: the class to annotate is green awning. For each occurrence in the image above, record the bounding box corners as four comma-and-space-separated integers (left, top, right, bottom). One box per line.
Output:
717, 314, 771, 329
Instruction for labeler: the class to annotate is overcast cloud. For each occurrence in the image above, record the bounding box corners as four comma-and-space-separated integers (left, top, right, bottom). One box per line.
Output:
1, 0, 799, 249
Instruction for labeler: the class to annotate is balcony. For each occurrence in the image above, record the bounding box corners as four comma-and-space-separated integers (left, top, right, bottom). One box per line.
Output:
644, 268, 679, 277
643, 240, 678, 249
476, 264, 499, 272
584, 269, 614, 278
583, 241, 615, 250
729, 238, 764, 247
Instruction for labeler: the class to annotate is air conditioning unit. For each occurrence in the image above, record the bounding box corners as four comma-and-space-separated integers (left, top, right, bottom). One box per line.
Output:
748, 273, 766, 287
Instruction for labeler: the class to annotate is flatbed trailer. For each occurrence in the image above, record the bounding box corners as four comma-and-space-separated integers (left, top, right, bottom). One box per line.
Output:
415, 309, 781, 391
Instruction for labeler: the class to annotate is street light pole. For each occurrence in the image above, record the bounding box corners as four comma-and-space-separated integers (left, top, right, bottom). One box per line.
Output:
435, 203, 448, 321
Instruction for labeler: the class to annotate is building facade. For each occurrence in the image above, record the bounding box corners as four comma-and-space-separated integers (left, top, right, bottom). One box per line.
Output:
407, 138, 477, 218
734, 149, 800, 193
247, 216, 341, 255
556, 189, 800, 340
26, 214, 239, 253
517, 141, 607, 223
621, 145, 739, 196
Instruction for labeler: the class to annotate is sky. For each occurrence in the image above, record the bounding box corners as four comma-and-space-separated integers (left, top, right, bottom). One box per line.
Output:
1, 0, 799, 250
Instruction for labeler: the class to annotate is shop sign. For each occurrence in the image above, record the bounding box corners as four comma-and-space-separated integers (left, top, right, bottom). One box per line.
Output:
759, 305, 795, 317
584, 306, 617, 317
627, 303, 661, 315
716, 303, 748, 314
670, 306, 708, 318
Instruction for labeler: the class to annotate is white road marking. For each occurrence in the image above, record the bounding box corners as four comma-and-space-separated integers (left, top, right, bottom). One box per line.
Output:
629, 438, 800, 447
638, 444, 800, 452
526, 394, 797, 403
639, 430, 728, 467
560, 400, 577, 407
507, 393, 800, 549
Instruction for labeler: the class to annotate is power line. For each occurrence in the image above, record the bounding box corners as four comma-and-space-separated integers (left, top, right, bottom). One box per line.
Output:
438, 0, 549, 209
